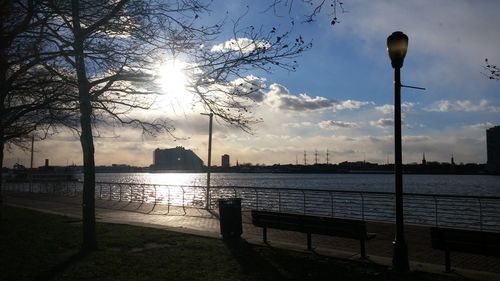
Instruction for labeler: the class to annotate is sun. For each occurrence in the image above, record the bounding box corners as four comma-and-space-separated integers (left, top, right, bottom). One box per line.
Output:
156, 60, 195, 110
158, 60, 188, 95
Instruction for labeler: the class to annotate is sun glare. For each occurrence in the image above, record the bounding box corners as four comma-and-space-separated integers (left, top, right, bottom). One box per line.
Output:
158, 61, 188, 95
156, 60, 194, 111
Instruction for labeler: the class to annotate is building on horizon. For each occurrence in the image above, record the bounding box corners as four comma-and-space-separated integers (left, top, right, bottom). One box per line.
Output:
486, 126, 500, 173
221, 154, 230, 168
152, 146, 203, 171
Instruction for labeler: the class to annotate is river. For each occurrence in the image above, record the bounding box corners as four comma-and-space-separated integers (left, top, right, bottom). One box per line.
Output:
93, 173, 500, 197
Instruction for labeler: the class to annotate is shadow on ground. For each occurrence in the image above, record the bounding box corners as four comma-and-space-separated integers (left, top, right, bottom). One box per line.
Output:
34, 251, 88, 281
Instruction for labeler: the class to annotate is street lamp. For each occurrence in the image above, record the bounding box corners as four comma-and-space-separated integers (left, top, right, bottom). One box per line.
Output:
201, 112, 213, 209
387, 31, 409, 272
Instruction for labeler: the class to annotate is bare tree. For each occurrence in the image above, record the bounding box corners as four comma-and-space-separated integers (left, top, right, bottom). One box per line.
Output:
0, 0, 72, 218
39, 0, 310, 251
267, 0, 346, 25
483, 58, 500, 81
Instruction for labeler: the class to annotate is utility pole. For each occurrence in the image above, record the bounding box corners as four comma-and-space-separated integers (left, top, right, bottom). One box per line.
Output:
201, 113, 213, 209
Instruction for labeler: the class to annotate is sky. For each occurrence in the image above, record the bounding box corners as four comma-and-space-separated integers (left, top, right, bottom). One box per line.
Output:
5, 0, 500, 168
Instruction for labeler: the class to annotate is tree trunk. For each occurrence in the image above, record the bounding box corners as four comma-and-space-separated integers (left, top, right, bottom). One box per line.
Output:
0, 139, 4, 220
0, 46, 6, 220
79, 97, 97, 251
72, 0, 97, 251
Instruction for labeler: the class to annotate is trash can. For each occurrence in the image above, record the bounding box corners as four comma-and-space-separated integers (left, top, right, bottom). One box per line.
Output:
218, 198, 242, 239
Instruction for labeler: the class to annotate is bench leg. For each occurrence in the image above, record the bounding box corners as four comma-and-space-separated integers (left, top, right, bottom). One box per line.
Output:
360, 239, 366, 258
445, 250, 451, 273
263, 227, 267, 244
307, 233, 312, 250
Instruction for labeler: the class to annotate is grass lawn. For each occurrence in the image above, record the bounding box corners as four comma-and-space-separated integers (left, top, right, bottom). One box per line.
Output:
1, 206, 469, 281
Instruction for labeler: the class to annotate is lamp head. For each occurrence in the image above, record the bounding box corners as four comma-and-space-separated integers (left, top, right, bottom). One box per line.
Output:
387, 31, 408, 69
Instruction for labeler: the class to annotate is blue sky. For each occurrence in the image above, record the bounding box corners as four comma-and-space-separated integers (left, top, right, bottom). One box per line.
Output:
5, 0, 500, 167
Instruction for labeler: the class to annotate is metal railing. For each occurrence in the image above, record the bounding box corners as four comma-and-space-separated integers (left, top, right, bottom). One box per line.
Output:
4, 181, 500, 232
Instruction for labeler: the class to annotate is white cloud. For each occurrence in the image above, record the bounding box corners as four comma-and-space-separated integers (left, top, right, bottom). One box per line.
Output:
370, 118, 394, 128
228, 75, 267, 102
263, 83, 372, 113
318, 120, 359, 129
375, 104, 394, 115
375, 102, 415, 115
464, 122, 496, 130
425, 99, 500, 112
264, 83, 336, 111
211, 38, 271, 53
334, 100, 373, 111
282, 122, 314, 128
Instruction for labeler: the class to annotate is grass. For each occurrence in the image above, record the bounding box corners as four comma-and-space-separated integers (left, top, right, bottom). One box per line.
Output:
1, 206, 470, 281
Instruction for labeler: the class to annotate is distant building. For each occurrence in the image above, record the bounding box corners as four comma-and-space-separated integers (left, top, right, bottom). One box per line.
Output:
221, 154, 230, 168
421, 152, 427, 166
486, 126, 500, 173
152, 147, 203, 171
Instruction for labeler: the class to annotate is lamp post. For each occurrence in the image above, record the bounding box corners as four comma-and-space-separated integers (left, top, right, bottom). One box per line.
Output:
387, 31, 410, 272
201, 112, 213, 209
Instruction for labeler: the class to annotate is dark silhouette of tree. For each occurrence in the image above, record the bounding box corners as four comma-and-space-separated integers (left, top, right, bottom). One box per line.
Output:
39, 0, 310, 251
267, 0, 346, 25
483, 58, 500, 81
0, 0, 73, 219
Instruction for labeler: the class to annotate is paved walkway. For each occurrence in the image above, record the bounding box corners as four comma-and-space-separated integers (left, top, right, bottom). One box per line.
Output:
5, 192, 500, 281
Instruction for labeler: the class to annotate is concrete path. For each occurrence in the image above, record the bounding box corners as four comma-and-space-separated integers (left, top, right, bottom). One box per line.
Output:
5, 192, 500, 281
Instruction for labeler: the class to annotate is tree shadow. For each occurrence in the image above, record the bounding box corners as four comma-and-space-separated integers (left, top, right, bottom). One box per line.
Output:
224, 238, 286, 280
34, 251, 88, 281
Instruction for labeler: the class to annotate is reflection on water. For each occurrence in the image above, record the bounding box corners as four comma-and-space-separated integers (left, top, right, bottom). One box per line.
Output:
94, 173, 500, 196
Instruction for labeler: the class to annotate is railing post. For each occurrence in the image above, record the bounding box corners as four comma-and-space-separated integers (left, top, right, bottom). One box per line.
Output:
119, 184, 122, 201
278, 190, 281, 213
434, 196, 438, 227
255, 188, 259, 210
168, 187, 171, 213
330, 192, 334, 217
478, 198, 483, 231
302, 190, 306, 215
182, 187, 186, 214
361, 193, 365, 220
109, 184, 113, 201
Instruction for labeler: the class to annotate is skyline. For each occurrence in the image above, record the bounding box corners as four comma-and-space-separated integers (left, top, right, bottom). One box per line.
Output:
4, 0, 500, 167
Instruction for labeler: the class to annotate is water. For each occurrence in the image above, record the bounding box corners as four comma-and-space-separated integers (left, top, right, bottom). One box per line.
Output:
94, 173, 500, 197
7, 172, 498, 230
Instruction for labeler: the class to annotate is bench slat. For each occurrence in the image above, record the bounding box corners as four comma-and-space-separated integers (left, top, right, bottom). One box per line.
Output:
252, 210, 375, 257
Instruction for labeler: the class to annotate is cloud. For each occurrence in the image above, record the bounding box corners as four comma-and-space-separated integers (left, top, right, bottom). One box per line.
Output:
334, 100, 373, 111
211, 38, 271, 53
282, 122, 314, 128
370, 118, 394, 128
375, 102, 415, 115
263, 83, 372, 113
464, 122, 496, 130
318, 120, 359, 129
425, 99, 500, 112
403, 136, 431, 143
264, 83, 336, 111
375, 104, 394, 115
228, 75, 267, 102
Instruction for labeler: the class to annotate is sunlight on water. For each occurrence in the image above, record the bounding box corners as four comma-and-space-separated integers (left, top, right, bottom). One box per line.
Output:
95, 172, 500, 196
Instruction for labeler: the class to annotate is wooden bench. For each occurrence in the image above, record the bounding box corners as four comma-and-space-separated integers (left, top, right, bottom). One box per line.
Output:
251, 210, 375, 258
430, 227, 500, 272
